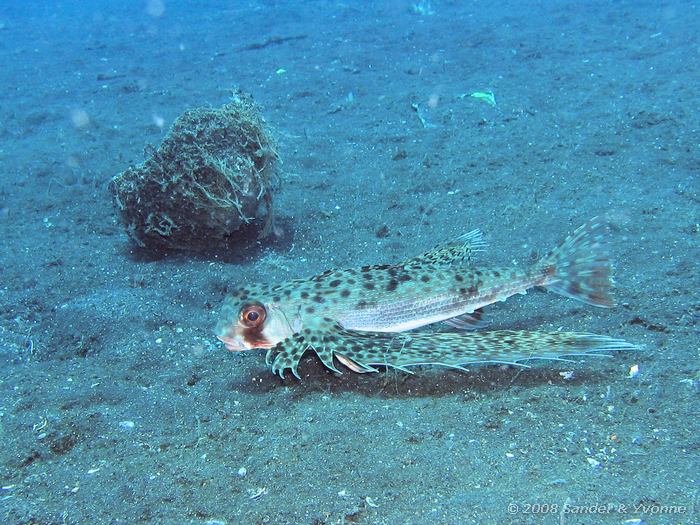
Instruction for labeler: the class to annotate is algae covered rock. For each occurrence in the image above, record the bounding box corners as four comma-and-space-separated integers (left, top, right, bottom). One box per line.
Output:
110, 91, 279, 251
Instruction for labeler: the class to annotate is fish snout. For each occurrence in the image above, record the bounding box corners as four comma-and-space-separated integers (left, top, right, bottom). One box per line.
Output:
216, 335, 248, 352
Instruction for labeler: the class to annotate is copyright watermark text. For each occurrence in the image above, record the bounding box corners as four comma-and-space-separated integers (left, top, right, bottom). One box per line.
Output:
507, 502, 688, 516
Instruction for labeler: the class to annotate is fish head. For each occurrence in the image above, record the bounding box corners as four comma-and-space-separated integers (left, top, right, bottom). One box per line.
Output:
215, 285, 296, 351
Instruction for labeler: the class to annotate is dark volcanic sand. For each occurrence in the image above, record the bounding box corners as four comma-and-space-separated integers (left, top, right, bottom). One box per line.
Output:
0, 1, 698, 524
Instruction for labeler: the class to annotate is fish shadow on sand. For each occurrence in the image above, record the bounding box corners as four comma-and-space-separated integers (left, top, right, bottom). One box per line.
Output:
228, 354, 624, 399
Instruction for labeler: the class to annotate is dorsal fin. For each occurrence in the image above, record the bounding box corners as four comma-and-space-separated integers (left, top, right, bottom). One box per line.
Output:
401, 229, 486, 269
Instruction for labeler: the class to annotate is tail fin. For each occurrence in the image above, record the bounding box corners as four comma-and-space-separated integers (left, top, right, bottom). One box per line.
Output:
536, 218, 614, 307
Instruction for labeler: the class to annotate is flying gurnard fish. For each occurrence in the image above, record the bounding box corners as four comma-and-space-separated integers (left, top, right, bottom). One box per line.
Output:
216, 218, 636, 379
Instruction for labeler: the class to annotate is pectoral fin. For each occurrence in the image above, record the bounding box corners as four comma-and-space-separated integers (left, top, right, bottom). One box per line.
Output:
265, 320, 638, 379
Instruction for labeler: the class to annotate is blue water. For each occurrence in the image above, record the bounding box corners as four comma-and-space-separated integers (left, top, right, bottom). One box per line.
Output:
0, 1, 698, 524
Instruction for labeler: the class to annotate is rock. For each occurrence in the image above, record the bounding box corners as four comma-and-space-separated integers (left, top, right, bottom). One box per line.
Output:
110, 90, 279, 251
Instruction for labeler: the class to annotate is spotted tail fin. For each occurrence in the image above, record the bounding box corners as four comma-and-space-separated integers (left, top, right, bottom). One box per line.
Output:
536, 218, 614, 307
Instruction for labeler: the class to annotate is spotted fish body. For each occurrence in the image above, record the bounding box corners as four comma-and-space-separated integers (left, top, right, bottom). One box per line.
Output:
216, 219, 634, 379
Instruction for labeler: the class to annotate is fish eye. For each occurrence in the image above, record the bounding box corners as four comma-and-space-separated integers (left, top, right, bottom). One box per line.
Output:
240, 303, 266, 328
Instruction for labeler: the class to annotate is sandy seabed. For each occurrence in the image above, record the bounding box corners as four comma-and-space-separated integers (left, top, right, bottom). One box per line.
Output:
0, 1, 698, 524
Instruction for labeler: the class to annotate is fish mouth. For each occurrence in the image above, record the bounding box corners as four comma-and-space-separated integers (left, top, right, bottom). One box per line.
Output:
217, 335, 248, 352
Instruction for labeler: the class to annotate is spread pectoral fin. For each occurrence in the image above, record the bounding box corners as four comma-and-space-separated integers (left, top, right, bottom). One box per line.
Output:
304, 328, 638, 376
267, 324, 638, 379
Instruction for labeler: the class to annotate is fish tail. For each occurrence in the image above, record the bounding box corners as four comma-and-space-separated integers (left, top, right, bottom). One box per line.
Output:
335, 330, 637, 373
536, 218, 614, 307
